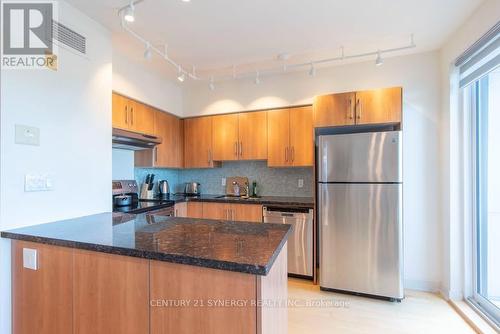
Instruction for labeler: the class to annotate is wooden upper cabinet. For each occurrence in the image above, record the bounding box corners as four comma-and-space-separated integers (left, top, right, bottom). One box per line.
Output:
312, 87, 402, 127
154, 111, 183, 168
268, 107, 313, 167
289, 106, 313, 167
238, 111, 267, 160
130, 102, 155, 135
184, 117, 215, 168
112, 92, 155, 135
313, 92, 355, 127
355, 87, 402, 124
112, 93, 129, 130
212, 114, 239, 161
267, 108, 290, 167
212, 111, 268, 161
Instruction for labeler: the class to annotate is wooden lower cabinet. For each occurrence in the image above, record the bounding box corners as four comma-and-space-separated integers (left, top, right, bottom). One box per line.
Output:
150, 260, 257, 334
12, 240, 73, 334
73, 250, 150, 334
202, 202, 262, 222
186, 202, 203, 218
232, 203, 263, 223
174, 202, 187, 217
202, 202, 232, 220
150, 244, 287, 334
12, 241, 287, 334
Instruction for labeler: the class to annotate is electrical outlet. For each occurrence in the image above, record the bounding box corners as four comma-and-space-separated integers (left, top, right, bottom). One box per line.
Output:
298, 179, 304, 188
222, 178, 226, 186
15, 124, 40, 146
25, 173, 54, 192
23, 248, 38, 270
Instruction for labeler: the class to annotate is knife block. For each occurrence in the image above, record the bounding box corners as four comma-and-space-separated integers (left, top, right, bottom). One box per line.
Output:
140, 184, 155, 199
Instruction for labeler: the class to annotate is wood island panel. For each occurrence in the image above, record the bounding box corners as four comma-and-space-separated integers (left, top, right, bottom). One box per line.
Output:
73, 250, 150, 334
150, 261, 257, 334
12, 240, 73, 334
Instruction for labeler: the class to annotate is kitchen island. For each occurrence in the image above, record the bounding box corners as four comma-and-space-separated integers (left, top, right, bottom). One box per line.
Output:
1, 213, 291, 334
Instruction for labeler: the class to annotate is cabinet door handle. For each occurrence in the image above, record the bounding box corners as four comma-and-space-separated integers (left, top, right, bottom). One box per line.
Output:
239, 142, 242, 157
226, 209, 229, 220
234, 142, 238, 157
356, 99, 361, 120
285, 147, 288, 162
130, 107, 134, 125
291, 147, 295, 163
125, 106, 128, 124
207, 149, 211, 164
349, 99, 354, 119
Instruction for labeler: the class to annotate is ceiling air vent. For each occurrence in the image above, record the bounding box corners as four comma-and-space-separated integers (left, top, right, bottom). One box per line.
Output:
52, 20, 86, 55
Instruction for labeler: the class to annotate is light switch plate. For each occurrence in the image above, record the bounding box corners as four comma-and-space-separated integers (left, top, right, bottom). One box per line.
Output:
221, 178, 226, 186
298, 179, 304, 188
15, 124, 40, 146
25, 173, 54, 192
23, 248, 38, 270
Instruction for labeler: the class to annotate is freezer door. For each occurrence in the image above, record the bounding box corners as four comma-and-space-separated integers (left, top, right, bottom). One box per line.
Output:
319, 183, 403, 299
318, 131, 402, 183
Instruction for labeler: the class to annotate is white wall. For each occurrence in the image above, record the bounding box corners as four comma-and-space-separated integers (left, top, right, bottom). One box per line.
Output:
0, 1, 112, 333
112, 50, 183, 117
184, 51, 443, 291
439, 0, 500, 300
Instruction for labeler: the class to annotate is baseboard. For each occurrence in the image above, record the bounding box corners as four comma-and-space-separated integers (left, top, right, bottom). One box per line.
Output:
404, 279, 441, 292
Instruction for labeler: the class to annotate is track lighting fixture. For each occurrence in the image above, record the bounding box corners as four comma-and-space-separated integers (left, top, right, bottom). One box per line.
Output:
118, 2, 416, 90
375, 50, 383, 66
177, 66, 185, 82
309, 61, 316, 76
144, 43, 152, 60
209, 77, 215, 91
123, 2, 135, 22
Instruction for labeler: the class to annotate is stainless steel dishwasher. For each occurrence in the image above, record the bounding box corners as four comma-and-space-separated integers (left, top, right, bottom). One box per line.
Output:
263, 206, 313, 278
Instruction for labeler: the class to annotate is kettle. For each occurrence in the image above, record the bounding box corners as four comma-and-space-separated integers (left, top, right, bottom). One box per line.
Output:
158, 180, 170, 197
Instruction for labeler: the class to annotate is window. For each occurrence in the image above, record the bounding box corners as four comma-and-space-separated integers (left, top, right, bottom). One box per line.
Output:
469, 67, 500, 326
458, 22, 500, 327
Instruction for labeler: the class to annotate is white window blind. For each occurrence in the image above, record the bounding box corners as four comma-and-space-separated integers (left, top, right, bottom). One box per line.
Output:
456, 21, 500, 88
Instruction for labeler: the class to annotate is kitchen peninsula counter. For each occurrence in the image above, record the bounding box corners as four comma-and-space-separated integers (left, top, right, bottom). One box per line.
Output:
2, 213, 289, 334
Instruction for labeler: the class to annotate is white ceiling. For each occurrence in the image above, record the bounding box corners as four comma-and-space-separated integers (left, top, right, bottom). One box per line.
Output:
65, 0, 483, 80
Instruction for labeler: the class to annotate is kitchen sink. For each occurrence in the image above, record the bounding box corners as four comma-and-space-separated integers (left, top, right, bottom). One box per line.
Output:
214, 195, 261, 200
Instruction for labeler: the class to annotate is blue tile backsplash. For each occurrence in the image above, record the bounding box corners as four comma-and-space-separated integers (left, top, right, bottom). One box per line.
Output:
135, 161, 313, 197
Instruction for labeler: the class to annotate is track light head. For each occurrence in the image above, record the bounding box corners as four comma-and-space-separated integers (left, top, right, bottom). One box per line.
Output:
144, 43, 152, 60
375, 50, 383, 66
309, 62, 316, 76
177, 66, 185, 82
254, 71, 260, 85
123, 3, 135, 22
209, 77, 215, 91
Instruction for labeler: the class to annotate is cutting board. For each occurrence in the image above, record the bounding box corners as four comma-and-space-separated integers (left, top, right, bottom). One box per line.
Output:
226, 176, 249, 196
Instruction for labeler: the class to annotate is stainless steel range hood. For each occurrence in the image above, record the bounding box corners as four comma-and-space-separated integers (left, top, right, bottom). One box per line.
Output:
112, 128, 162, 150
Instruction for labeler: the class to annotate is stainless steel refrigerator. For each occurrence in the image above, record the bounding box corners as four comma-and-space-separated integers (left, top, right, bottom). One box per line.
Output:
318, 131, 403, 300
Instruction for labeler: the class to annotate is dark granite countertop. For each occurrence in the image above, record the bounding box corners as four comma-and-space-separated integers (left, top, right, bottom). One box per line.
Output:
1, 213, 291, 276
168, 194, 314, 208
